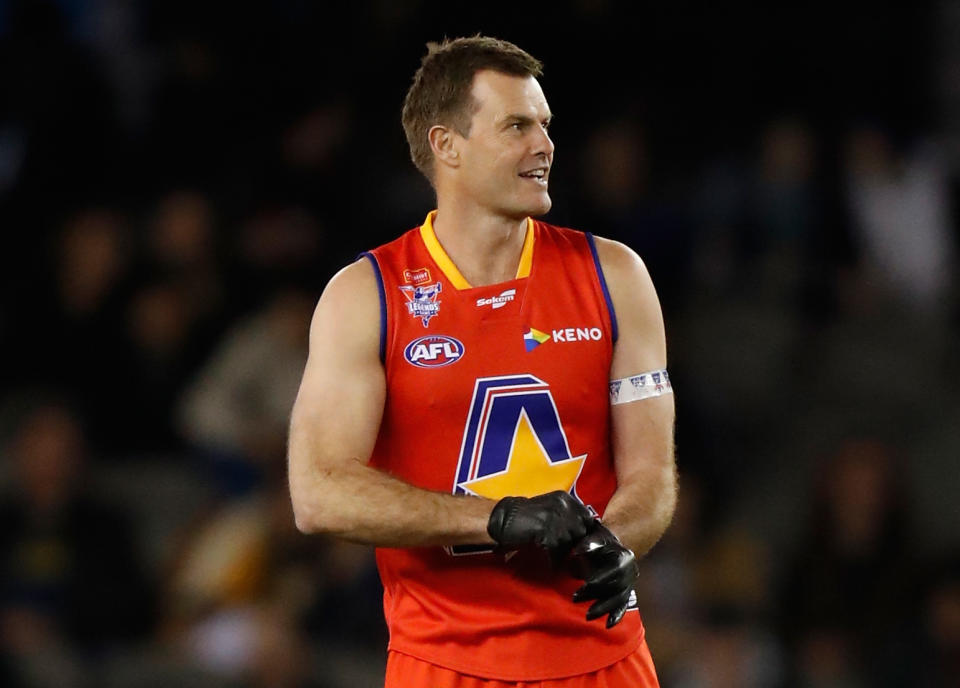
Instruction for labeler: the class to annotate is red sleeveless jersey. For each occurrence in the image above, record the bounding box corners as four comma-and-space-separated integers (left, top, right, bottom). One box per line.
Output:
361, 212, 653, 682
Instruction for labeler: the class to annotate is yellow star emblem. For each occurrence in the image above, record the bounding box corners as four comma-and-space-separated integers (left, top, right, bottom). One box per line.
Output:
460, 409, 586, 499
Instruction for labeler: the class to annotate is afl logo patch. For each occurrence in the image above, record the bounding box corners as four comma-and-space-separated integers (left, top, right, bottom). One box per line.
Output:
404, 335, 465, 368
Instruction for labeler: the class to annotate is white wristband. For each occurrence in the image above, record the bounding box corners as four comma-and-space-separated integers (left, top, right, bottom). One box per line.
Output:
609, 369, 672, 405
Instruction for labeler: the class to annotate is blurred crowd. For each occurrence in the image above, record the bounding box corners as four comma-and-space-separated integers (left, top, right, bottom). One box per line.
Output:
1, 1, 960, 687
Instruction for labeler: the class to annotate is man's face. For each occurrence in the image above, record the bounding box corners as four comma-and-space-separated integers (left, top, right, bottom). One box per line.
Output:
452, 70, 554, 219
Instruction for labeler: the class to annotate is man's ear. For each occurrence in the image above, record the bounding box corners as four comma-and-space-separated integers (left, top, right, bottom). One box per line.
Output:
428, 125, 461, 170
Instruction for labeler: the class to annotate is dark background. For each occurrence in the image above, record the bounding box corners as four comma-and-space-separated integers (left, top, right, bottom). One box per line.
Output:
1, 1, 959, 686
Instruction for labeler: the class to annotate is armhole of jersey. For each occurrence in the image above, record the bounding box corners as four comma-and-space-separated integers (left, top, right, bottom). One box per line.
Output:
584, 232, 619, 344
360, 252, 387, 363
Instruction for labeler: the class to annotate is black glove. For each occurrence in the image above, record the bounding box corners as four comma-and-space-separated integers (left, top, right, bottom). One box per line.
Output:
568, 522, 639, 628
487, 491, 594, 560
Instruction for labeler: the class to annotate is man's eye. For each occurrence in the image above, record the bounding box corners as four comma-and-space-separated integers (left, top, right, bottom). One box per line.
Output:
511, 122, 523, 131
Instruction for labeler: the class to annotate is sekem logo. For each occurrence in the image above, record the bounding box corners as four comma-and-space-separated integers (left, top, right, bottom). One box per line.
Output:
404, 335, 465, 368
476, 288, 516, 310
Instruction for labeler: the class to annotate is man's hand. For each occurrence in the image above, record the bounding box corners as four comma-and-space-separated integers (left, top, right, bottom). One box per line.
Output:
568, 522, 639, 628
487, 491, 594, 559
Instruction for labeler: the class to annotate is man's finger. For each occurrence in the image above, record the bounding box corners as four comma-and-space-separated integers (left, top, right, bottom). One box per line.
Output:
605, 604, 627, 629
573, 566, 623, 600
585, 587, 632, 621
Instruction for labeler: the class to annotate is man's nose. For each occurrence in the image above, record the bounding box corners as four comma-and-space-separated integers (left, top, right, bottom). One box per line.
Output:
532, 124, 554, 158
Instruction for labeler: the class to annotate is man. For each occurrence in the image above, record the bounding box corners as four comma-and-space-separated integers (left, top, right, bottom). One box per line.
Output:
288, 36, 676, 687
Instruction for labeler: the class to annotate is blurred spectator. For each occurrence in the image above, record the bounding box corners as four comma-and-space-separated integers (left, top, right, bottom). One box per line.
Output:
233, 205, 325, 297
675, 520, 783, 686
755, 118, 818, 251
575, 119, 693, 308
0, 394, 155, 682
57, 206, 132, 320
161, 485, 305, 685
694, 524, 772, 627
90, 189, 234, 454
670, 616, 783, 688
689, 117, 846, 323
145, 189, 230, 353
148, 191, 221, 285
688, 154, 753, 294
917, 556, 960, 688
843, 125, 956, 315
749, 118, 823, 306
8, 207, 135, 451
161, 471, 382, 687
119, 276, 205, 452
281, 103, 352, 173
792, 628, 866, 688
641, 476, 785, 687
778, 438, 917, 685
176, 287, 313, 491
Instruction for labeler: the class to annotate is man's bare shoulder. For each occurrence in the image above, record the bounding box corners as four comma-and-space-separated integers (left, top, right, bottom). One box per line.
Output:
321, 257, 379, 303
589, 234, 666, 369
310, 258, 381, 354
589, 235, 656, 300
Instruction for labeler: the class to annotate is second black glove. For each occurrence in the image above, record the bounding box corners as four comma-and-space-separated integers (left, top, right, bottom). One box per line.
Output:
568, 522, 639, 628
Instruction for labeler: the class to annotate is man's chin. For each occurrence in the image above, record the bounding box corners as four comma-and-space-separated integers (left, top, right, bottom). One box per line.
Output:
495, 192, 551, 220
524, 193, 552, 218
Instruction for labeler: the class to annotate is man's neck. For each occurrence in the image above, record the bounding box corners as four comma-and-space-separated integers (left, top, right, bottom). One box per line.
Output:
432, 199, 529, 288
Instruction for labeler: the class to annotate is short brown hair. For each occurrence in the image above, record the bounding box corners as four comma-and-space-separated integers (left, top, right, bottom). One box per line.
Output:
401, 36, 544, 184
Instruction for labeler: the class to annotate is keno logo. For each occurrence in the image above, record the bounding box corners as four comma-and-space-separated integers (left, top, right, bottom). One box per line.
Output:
404, 335, 465, 368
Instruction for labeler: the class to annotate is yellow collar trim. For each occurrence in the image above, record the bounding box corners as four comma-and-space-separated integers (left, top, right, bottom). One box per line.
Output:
419, 211, 535, 290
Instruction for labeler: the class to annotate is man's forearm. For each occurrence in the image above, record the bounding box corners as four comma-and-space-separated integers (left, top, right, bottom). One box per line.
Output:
600, 458, 677, 557
290, 456, 497, 547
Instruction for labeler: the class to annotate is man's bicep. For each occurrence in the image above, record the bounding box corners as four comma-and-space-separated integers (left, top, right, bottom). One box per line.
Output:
289, 261, 385, 482
596, 237, 674, 482
596, 239, 666, 379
